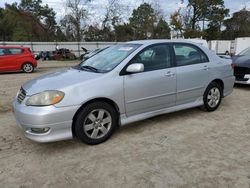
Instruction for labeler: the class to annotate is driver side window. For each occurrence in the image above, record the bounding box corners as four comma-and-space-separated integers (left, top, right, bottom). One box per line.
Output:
131, 44, 171, 72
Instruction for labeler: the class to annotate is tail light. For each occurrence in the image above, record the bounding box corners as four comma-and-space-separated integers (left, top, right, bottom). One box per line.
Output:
231, 63, 235, 69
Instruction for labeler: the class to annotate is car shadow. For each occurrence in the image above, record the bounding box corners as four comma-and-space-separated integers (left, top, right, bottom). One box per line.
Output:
29, 107, 203, 152
234, 84, 250, 91
117, 107, 203, 135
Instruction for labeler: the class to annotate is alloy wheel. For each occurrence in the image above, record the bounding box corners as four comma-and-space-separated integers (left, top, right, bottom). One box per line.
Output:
207, 87, 221, 108
83, 109, 112, 139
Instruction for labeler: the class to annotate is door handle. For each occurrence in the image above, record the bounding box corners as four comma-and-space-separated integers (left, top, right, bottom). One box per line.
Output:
203, 65, 210, 71
165, 71, 175, 77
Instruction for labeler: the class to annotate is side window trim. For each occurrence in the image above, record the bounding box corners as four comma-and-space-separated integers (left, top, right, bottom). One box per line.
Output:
7, 48, 24, 55
120, 43, 174, 76
171, 42, 209, 67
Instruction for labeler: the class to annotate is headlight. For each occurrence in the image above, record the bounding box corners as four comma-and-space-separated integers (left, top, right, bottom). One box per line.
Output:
26, 90, 65, 106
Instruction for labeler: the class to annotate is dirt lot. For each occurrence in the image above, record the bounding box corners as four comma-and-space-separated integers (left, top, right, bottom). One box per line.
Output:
0, 61, 250, 187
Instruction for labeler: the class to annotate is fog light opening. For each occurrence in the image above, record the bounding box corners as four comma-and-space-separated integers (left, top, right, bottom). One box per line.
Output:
30, 127, 50, 134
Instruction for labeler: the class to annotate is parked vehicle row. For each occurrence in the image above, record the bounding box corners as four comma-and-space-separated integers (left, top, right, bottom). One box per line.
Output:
38, 48, 76, 61
13, 40, 235, 145
233, 47, 250, 85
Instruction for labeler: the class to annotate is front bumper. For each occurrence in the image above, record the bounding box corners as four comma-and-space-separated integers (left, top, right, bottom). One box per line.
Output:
235, 74, 250, 85
13, 100, 80, 143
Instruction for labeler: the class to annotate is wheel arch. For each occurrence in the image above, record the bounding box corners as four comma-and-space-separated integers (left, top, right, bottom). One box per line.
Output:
21, 61, 33, 70
209, 79, 224, 92
72, 97, 120, 137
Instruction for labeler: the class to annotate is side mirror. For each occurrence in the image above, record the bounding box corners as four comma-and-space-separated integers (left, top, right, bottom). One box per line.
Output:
126, 63, 144, 73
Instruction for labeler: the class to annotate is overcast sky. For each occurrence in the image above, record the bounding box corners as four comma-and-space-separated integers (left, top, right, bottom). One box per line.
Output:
1, 0, 250, 23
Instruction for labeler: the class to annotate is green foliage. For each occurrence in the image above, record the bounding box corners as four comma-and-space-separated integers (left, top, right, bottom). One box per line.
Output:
153, 18, 170, 39
184, 29, 204, 38
188, 0, 229, 30
222, 8, 250, 40
169, 0, 229, 39
114, 24, 134, 41
205, 24, 221, 40
84, 25, 114, 42
2, 0, 246, 42
170, 11, 184, 35
0, 0, 59, 41
129, 3, 156, 39
84, 3, 170, 42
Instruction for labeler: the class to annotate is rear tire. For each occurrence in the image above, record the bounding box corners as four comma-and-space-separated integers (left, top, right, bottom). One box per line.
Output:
74, 102, 118, 145
22, 63, 34, 73
201, 82, 222, 112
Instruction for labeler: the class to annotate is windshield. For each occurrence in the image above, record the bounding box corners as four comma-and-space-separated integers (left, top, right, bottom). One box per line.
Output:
78, 44, 141, 73
85, 47, 108, 58
238, 47, 250, 56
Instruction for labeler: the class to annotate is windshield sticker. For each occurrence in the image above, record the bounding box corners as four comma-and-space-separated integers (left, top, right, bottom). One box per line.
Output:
118, 47, 134, 51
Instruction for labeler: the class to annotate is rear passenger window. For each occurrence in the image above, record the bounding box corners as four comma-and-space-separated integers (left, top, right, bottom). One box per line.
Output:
8, 48, 23, 55
173, 44, 209, 66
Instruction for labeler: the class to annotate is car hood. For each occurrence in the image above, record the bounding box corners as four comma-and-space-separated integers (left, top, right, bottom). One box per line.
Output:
22, 67, 102, 95
232, 55, 250, 68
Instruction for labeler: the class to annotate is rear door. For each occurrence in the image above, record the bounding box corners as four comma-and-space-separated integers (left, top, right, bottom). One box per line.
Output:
123, 44, 177, 117
7, 48, 25, 70
173, 43, 210, 105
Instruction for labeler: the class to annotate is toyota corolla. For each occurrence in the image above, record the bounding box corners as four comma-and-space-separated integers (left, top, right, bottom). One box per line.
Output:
13, 40, 235, 145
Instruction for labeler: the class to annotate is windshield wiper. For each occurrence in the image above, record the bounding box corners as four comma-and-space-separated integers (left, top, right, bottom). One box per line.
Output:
80, 65, 99, 72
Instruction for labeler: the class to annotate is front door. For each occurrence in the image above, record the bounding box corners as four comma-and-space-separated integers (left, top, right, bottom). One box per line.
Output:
124, 44, 177, 117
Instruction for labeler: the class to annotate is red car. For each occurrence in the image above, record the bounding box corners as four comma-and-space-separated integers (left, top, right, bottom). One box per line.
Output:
0, 46, 37, 73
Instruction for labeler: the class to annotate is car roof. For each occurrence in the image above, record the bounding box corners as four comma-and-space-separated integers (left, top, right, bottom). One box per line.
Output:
126, 39, 205, 47
0, 46, 28, 49
127, 39, 220, 62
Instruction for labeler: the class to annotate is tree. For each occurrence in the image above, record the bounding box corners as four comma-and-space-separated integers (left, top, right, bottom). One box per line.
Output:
114, 24, 134, 41
154, 18, 170, 39
61, 0, 90, 42
0, 0, 60, 41
129, 3, 156, 39
102, 0, 128, 41
188, 0, 229, 30
18, 0, 57, 38
170, 10, 184, 37
222, 8, 250, 39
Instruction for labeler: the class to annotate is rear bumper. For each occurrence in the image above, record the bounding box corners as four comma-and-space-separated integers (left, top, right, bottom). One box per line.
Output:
13, 100, 80, 143
223, 76, 235, 97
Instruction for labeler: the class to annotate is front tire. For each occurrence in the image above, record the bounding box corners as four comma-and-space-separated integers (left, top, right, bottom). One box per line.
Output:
74, 102, 118, 145
202, 82, 222, 112
22, 63, 34, 73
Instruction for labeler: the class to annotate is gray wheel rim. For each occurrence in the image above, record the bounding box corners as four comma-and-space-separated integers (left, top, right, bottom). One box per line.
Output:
23, 64, 33, 72
207, 87, 221, 108
83, 109, 112, 139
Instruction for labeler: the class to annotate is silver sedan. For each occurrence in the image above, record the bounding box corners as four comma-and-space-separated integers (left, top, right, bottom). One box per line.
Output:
13, 40, 235, 145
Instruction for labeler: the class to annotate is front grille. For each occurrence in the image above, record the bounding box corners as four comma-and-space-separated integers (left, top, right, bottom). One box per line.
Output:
234, 66, 250, 75
234, 66, 250, 81
17, 88, 26, 103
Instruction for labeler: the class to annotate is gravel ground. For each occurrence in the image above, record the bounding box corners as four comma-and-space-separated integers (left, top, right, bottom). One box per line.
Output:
0, 62, 250, 187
